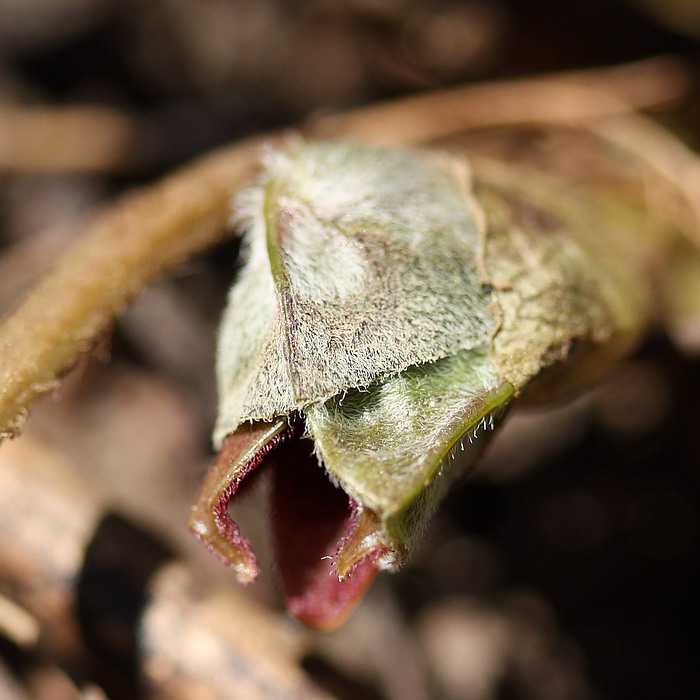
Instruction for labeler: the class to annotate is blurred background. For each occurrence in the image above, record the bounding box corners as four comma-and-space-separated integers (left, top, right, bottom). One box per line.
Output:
0, 1, 699, 698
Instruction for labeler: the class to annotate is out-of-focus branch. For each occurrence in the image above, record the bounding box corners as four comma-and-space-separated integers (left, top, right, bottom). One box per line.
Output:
592, 114, 700, 248
0, 136, 266, 439
0, 105, 148, 173
0, 439, 101, 659
306, 55, 690, 144
0, 56, 692, 440
0, 436, 329, 699
0, 57, 685, 174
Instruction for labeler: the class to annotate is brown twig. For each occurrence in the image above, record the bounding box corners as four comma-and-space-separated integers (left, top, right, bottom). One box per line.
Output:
592, 114, 700, 247
0, 105, 148, 173
0, 136, 266, 438
0, 58, 684, 175
305, 55, 689, 144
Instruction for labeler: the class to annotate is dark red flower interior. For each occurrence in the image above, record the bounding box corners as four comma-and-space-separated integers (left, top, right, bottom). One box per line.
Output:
211, 419, 379, 629
269, 435, 379, 629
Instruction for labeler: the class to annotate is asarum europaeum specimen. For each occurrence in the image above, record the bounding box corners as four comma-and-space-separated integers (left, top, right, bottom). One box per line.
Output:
189, 137, 656, 629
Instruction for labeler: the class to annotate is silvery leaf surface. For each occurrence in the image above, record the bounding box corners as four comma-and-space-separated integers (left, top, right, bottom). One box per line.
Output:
305, 345, 514, 573
214, 141, 494, 444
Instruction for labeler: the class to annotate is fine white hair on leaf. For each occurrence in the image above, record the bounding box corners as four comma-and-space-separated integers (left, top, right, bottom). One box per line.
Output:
304, 345, 513, 561
214, 140, 495, 445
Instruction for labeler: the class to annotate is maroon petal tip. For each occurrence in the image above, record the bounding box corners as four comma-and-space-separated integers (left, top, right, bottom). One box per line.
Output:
286, 551, 381, 630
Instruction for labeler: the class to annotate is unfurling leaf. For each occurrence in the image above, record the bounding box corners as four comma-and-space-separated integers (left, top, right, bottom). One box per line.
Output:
212, 141, 494, 441
191, 133, 663, 629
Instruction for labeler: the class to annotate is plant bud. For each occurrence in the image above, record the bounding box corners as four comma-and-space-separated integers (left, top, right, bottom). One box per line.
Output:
191, 135, 655, 629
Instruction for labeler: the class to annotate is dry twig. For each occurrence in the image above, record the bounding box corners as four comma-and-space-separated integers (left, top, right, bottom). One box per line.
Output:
0, 105, 147, 173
